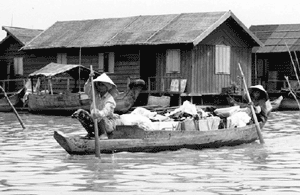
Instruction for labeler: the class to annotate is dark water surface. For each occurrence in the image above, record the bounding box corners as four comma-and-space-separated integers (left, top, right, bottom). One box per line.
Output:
0, 111, 300, 194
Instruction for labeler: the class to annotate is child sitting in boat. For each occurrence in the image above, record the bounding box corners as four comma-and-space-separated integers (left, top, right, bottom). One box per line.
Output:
72, 73, 119, 140
246, 85, 272, 123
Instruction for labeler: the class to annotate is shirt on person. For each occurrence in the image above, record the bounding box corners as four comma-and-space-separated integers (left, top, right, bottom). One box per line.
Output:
84, 81, 116, 119
253, 99, 272, 122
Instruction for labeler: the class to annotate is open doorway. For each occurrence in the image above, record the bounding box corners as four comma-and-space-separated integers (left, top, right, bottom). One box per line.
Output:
140, 49, 157, 89
137, 49, 157, 106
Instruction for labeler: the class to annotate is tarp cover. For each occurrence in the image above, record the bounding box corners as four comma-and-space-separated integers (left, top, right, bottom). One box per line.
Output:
28, 62, 99, 80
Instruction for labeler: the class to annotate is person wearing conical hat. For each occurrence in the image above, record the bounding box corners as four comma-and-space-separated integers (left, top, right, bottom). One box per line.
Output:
72, 73, 119, 140
246, 85, 272, 123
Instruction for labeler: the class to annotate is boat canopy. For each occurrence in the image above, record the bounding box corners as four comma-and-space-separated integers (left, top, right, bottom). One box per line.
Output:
28, 62, 100, 80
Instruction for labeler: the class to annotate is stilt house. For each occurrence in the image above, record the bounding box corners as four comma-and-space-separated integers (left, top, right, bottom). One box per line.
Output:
21, 11, 262, 105
250, 24, 300, 97
0, 26, 43, 94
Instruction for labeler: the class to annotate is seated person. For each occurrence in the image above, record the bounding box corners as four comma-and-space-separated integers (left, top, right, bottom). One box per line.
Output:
72, 73, 119, 140
246, 85, 272, 123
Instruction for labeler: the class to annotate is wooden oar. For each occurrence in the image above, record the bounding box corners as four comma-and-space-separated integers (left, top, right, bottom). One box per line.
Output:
0, 86, 26, 129
238, 63, 264, 144
90, 65, 101, 158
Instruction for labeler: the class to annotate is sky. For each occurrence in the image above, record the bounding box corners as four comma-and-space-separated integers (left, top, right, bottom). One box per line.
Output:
0, 0, 300, 40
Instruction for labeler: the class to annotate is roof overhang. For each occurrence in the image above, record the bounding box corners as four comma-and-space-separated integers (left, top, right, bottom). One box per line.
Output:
192, 11, 263, 47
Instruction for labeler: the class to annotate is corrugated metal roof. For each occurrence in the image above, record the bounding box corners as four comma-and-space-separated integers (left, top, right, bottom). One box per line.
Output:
22, 11, 261, 50
1, 26, 43, 45
250, 24, 300, 53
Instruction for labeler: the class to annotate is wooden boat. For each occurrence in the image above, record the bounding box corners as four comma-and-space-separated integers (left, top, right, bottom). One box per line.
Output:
27, 63, 99, 115
279, 97, 300, 110
27, 63, 145, 115
113, 79, 145, 114
0, 87, 26, 112
227, 95, 283, 112
270, 95, 283, 111
54, 123, 264, 155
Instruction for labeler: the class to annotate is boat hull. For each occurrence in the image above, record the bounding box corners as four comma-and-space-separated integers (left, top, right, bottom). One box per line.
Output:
27, 93, 90, 115
228, 95, 283, 112
27, 79, 145, 115
270, 95, 283, 111
54, 124, 262, 155
27, 92, 142, 115
279, 97, 300, 110
0, 88, 26, 112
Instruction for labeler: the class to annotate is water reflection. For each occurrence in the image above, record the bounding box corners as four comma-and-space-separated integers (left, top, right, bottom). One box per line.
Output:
0, 111, 300, 194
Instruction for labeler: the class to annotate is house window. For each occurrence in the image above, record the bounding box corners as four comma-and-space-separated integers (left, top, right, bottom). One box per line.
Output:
166, 49, 180, 73
57, 53, 67, 64
14, 57, 23, 75
215, 45, 230, 74
98, 52, 114, 73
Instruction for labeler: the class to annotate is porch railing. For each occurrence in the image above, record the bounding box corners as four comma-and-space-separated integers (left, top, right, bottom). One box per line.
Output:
0, 78, 26, 95
266, 79, 296, 92
147, 76, 186, 94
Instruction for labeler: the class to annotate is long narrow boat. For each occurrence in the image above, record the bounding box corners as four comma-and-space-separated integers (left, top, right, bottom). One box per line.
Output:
0, 87, 26, 112
27, 63, 145, 115
227, 95, 283, 112
27, 63, 98, 115
54, 123, 264, 155
279, 97, 300, 110
270, 95, 283, 111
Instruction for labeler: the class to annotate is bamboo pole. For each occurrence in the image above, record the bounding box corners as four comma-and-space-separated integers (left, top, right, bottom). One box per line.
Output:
284, 76, 300, 110
285, 42, 300, 85
79, 48, 81, 92
0, 86, 26, 129
293, 51, 300, 74
238, 63, 264, 144
293, 51, 300, 92
90, 65, 101, 158
285, 43, 300, 108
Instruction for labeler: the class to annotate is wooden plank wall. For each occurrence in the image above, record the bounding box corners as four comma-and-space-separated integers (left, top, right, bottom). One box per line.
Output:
29, 77, 84, 94
180, 48, 192, 93
192, 44, 215, 95
24, 55, 56, 76
154, 47, 191, 93
66, 48, 141, 92
191, 44, 251, 95
109, 51, 140, 92
190, 19, 253, 95
0, 37, 24, 91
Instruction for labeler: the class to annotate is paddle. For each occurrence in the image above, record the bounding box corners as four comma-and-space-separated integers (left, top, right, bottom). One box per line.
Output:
238, 63, 265, 144
0, 86, 26, 129
89, 65, 101, 158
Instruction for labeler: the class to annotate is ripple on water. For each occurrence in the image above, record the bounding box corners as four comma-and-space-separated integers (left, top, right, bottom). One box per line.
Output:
1, 112, 300, 194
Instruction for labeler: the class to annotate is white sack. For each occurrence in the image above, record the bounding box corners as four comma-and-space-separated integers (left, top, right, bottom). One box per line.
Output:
227, 111, 251, 128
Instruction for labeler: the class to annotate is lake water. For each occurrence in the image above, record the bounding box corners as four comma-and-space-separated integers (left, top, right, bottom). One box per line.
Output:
0, 111, 300, 194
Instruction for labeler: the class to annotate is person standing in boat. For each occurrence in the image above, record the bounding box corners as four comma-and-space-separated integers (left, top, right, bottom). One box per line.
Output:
72, 73, 119, 140
246, 85, 272, 123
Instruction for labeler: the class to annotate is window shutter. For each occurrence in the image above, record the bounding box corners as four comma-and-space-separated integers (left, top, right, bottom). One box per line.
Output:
98, 53, 104, 72
62, 53, 67, 64
14, 57, 23, 75
166, 49, 180, 73
57, 53, 67, 64
215, 45, 230, 74
108, 52, 114, 73
14, 58, 18, 74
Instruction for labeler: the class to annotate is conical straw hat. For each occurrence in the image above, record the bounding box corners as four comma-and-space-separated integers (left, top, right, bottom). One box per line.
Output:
249, 85, 269, 100
93, 73, 116, 91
